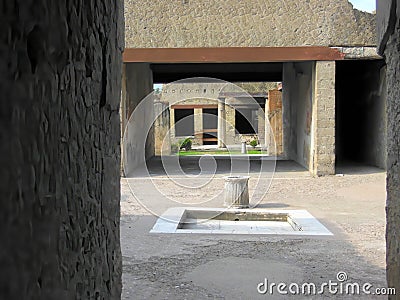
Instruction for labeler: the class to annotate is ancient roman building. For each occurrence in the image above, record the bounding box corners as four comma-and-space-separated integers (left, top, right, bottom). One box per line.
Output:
2, 1, 400, 299
122, 0, 386, 176
158, 83, 270, 150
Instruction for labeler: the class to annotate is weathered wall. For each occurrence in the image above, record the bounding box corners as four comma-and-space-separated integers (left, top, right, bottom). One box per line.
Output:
282, 62, 315, 169
336, 60, 387, 169
1, 1, 123, 299
377, 0, 400, 297
122, 63, 154, 175
125, 0, 376, 48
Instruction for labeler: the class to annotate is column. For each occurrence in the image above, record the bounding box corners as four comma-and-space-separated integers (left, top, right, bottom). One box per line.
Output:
257, 107, 265, 146
170, 107, 175, 142
218, 98, 226, 148
311, 61, 336, 176
265, 89, 283, 156
154, 101, 171, 155
194, 108, 203, 145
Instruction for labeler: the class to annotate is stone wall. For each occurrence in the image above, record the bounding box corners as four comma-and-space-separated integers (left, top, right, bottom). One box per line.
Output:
283, 61, 335, 175
283, 62, 315, 169
1, 1, 123, 299
125, 0, 376, 48
377, 1, 400, 297
122, 63, 154, 175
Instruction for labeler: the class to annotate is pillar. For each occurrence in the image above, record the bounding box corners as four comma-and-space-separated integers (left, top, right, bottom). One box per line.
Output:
154, 101, 171, 155
194, 108, 203, 145
258, 107, 265, 146
311, 61, 336, 176
218, 99, 226, 148
170, 107, 176, 142
224, 101, 236, 145
265, 89, 283, 156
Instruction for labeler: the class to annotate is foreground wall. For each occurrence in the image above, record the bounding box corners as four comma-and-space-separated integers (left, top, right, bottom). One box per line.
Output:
125, 0, 375, 48
1, 1, 123, 298
377, 1, 400, 298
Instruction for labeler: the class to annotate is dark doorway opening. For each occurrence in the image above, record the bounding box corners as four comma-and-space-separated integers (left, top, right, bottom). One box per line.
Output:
174, 109, 194, 137
336, 59, 387, 169
203, 108, 218, 145
235, 109, 258, 134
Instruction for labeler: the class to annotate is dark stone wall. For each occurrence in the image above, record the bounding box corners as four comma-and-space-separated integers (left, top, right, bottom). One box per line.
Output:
1, 1, 123, 299
377, 0, 400, 298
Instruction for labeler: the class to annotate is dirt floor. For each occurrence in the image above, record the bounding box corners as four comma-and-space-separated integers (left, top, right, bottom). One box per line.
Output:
121, 158, 387, 299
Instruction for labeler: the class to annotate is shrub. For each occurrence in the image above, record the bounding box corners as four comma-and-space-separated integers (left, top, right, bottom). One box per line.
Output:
249, 139, 258, 149
180, 137, 192, 151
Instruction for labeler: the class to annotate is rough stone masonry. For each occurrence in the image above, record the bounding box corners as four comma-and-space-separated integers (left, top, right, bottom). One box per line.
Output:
125, 0, 375, 48
377, 0, 400, 299
1, 1, 124, 299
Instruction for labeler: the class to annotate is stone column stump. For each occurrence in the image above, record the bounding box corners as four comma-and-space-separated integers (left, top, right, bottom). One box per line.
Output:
241, 142, 247, 154
224, 176, 250, 208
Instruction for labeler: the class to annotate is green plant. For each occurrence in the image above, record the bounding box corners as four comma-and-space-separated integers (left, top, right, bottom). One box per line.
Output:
249, 139, 258, 149
179, 137, 192, 151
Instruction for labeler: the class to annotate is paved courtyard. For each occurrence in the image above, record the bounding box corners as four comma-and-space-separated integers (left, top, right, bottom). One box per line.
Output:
121, 158, 386, 299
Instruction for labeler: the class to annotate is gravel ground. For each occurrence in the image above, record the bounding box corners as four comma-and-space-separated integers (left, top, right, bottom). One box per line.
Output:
120, 159, 387, 299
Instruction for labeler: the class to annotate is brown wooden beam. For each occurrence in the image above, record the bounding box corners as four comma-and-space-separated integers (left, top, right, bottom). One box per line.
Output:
171, 104, 218, 109
123, 47, 345, 63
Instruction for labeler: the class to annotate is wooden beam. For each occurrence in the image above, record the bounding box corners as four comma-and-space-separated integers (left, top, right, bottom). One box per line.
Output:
171, 104, 218, 109
123, 47, 345, 63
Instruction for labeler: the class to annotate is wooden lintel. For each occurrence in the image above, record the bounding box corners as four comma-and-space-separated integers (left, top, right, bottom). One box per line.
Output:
123, 47, 345, 63
171, 104, 218, 109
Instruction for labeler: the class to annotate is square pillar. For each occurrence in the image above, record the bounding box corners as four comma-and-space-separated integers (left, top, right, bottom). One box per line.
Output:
170, 107, 176, 141
311, 61, 336, 176
225, 103, 236, 145
218, 99, 226, 147
194, 108, 203, 145
154, 101, 171, 155
257, 107, 265, 145
266, 89, 283, 156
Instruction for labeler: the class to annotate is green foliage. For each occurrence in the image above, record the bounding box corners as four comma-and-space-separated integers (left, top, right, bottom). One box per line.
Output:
179, 137, 192, 151
249, 139, 258, 149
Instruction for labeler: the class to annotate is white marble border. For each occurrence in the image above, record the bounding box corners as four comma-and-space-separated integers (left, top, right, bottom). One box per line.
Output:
150, 207, 333, 236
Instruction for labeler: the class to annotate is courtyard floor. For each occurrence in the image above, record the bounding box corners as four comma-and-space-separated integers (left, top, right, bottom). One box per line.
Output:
121, 157, 387, 299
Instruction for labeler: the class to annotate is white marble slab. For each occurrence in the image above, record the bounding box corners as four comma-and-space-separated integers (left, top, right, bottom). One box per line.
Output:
150, 207, 333, 236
